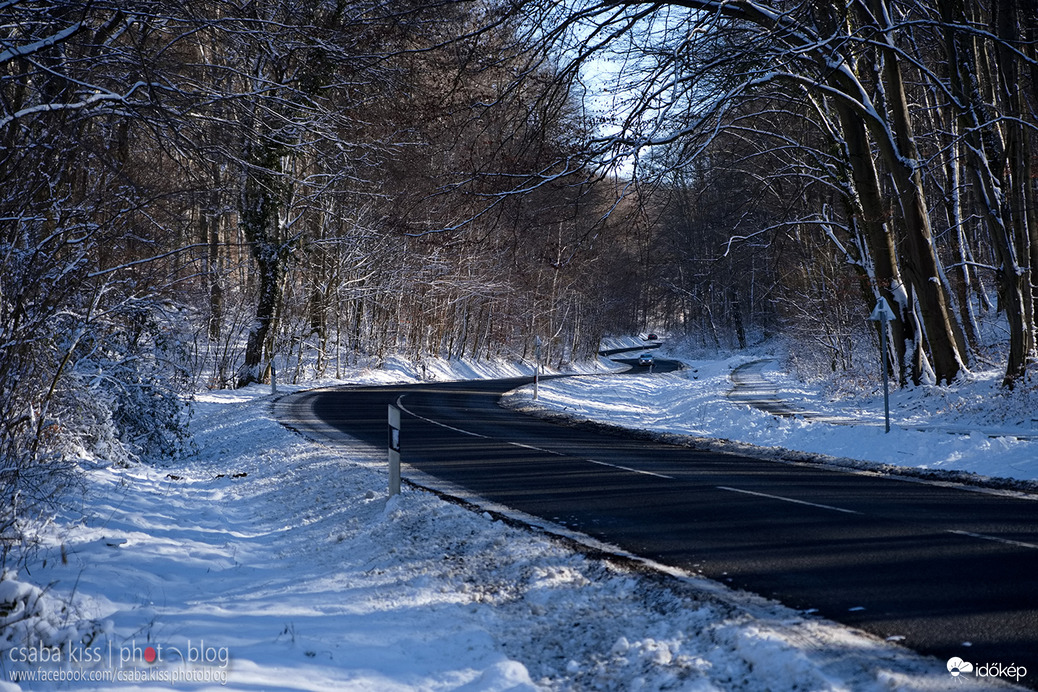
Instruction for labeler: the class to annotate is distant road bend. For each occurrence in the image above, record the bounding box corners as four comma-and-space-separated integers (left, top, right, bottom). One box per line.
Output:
277, 353, 1038, 686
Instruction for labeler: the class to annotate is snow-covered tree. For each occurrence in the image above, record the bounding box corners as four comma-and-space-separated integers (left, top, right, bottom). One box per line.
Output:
503, 0, 1035, 385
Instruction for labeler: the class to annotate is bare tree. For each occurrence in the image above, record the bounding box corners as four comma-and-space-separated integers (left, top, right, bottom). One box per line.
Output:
0, 1, 203, 547
503, 0, 1035, 384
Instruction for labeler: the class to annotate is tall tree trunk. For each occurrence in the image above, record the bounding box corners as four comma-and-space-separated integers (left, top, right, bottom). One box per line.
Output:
860, 0, 965, 383
206, 164, 224, 342
833, 99, 914, 383
941, 0, 1034, 385
997, 0, 1037, 383
237, 140, 288, 388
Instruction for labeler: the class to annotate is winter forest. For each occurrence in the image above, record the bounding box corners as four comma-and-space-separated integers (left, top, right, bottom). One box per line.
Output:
1, 0, 1036, 538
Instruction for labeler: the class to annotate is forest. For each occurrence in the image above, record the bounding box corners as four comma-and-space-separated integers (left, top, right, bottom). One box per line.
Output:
1, 0, 1036, 533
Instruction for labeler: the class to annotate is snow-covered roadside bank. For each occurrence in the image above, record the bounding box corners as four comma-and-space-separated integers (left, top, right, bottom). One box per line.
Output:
0, 357, 983, 691
506, 351, 1038, 487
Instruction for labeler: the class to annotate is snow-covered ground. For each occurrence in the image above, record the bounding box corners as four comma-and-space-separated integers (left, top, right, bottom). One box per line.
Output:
518, 337, 1038, 487
1, 346, 1031, 690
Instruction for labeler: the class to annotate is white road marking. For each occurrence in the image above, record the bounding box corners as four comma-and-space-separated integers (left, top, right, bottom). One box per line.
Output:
587, 459, 674, 480
716, 486, 862, 515
718, 488, 1038, 549
509, 441, 562, 455
946, 530, 1038, 550
396, 395, 488, 439
395, 395, 674, 479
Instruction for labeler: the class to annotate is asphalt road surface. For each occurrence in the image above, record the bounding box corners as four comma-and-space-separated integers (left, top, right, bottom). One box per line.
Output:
277, 359, 1038, 685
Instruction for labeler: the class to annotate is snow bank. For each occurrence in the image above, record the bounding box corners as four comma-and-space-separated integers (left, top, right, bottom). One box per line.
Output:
508, 352, 1038, 486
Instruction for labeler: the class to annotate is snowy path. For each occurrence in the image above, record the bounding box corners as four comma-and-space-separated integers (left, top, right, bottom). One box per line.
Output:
728, 360, 809, 418
729, 358, 1038, 441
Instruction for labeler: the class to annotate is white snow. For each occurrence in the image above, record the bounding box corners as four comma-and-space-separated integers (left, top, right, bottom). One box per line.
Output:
0, 344, 1030, 690
517, 340, 1038, 486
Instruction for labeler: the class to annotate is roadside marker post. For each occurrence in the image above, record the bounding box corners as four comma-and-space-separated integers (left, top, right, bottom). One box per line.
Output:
869, 297, 897, 433
533, 336, 542, 400
388, 404, 401, 496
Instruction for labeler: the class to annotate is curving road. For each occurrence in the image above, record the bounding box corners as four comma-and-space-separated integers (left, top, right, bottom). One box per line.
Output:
277, 358, 1038, 686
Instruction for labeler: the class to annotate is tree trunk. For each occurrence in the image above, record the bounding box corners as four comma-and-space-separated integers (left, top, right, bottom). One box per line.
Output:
206, 165, 224, 342
237, 140, 287, 388
941, 0, 1034, 385
860, 0, 965, 383
832, 99, 913, 384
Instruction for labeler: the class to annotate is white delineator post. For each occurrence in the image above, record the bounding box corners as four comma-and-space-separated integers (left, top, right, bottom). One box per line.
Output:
533, 336, 542, 400
388, 404, 401, 496
869, 297, 898, 433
